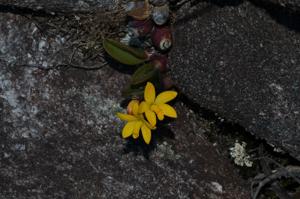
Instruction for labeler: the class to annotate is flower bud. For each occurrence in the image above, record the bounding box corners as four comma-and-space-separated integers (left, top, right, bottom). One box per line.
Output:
129, 19, 154, 37
127, 100, 140, 115
150, 54, 168, 73
151, 26, 172, 52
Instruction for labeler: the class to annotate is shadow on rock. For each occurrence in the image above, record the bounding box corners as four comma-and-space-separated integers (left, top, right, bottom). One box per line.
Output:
172, 0, 244, 27
250, 0, 300, 32
173, 4, 215, 26
122, 125, 175, 159
104, 53, 138, 75
172, 0, 300, 32
205, 0, 243, 6
0, 4, 55, 17
178, 93, 259, 142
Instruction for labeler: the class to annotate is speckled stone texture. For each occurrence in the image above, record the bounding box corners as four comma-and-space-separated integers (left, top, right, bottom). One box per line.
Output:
0, 11, 250, 199
170, 1, 300, 160
0, 13, 70, 68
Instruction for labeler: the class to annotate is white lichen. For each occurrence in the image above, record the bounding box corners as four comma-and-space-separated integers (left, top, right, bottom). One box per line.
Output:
82, 88, 123, 133
38, 38, 48, 52
210, 182, 223, 193
229, 140, 253, 167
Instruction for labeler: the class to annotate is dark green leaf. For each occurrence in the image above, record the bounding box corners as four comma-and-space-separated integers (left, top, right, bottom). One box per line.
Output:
103, 38, 148, 65
122, 86, 144, 99
131, 64, 158, 85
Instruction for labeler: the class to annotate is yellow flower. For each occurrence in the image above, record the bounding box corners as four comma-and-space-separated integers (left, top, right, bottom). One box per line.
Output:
126, 99, 139, 115
117, 100, 156, 144
139, 82, 177, 126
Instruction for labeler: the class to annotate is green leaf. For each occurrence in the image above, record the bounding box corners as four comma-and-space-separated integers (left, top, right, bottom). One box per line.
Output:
131, 64, 158, 85
103, 38, 148, 65
122, 86, 144, 98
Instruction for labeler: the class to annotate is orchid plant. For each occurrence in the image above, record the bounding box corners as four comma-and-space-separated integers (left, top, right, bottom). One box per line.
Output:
103, 0, 176, 144
117, 82, 177, 144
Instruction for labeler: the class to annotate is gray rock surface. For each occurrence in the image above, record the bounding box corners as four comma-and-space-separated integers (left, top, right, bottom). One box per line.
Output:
0, 11, 250, 199
0, 0, 120, 13
0, 13, 70, 68
170, 1, 300, 160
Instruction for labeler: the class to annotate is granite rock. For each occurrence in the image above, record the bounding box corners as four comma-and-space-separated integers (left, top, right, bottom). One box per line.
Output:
0, 13, 70, 68
0, 11, 250, 198
170, 1, 300, 160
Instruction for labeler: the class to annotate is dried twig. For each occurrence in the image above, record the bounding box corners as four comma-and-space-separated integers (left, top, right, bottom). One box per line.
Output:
251, 165, 300, 199
255, 145, 292, 199
17, 62, 107, 71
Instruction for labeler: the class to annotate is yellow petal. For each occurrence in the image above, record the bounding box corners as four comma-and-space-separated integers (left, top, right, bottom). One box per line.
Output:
155, 91, 178, 104
133, 121, 142, 139
122, 122, 135, 138
158, 104, 177, 118
144, 82, 155, 103
132, 132, 139, 139
127, 100, 139, 115
132, 101, 139, 115
145, 110, 156, 126
157, 111, 164, 120
141, 118, 156, 130
141, 124, 151, 144
117, 113, 137, 121
138, 101, 150, 113
151, 105, 164, 121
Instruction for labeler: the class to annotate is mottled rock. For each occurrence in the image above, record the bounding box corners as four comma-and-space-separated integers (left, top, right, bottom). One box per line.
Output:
0, 11, 121, 70
0, 13, 70, 68
170, 1, 300, 160
0, 12, 250, 198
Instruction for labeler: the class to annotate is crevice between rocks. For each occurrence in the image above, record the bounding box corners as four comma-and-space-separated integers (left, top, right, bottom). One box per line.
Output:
171, 0, 300, 32
0, 3, 102, 16
178, 92, 259, 145
178, 90, 300, 197
178, 91, 300, 165
249, 0, 300, 32
0, 4, 56, 17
